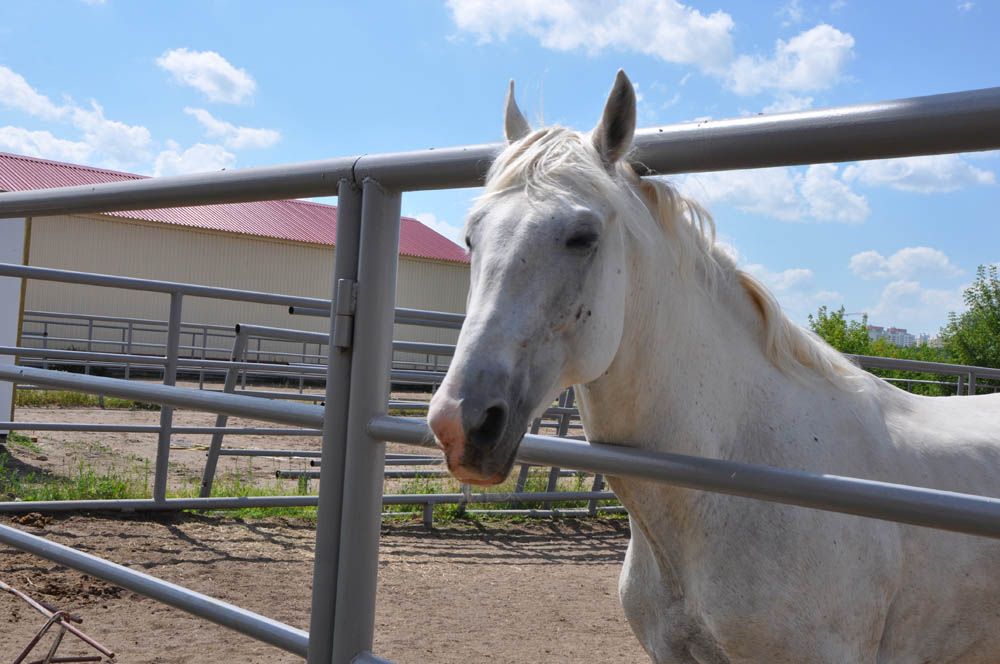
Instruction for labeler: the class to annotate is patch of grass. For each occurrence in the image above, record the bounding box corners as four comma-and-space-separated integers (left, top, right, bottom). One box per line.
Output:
4, 432, 42, 454
15, 390, 160, 411
0, 454, 151, 501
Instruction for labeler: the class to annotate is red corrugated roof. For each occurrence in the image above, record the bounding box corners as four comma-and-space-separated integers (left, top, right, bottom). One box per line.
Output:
0, 151, 469, 264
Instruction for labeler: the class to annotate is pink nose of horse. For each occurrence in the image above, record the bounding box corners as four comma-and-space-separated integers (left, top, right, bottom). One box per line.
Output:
428, 393, 511, 485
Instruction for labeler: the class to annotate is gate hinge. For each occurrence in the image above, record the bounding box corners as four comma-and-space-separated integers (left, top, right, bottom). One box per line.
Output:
332, 278, 358, 349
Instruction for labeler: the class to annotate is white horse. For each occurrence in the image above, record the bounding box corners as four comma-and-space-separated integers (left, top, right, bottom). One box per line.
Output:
427, 71, 1000, 663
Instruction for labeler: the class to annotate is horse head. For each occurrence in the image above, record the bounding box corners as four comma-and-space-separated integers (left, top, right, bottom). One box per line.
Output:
427, 71, 640, 485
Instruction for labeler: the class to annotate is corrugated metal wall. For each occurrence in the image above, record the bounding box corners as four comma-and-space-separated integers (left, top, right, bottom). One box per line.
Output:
23, 214, 469, 364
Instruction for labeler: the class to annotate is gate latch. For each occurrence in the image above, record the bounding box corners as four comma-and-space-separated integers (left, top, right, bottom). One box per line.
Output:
332, 278, 357, 349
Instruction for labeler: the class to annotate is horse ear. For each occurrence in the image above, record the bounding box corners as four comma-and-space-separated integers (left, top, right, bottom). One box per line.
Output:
592, 70, 636, 166
504, 80, 532, 143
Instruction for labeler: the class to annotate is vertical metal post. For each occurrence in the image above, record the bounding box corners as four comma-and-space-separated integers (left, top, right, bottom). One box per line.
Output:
41, 324, 48, 370
300, 342, 307, 393
305, 180, 363, 664
124, 321, 133, 380
968, 372, 977, 396
85, 318, 94, 375
199, 329, 250, 497
199, 326, 209, 390
152, 292, 183, 503
330, 179, 401, 664
957, 374, 965, 396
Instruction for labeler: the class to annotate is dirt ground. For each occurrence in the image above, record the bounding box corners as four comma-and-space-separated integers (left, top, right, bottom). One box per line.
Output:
0, 514, 646, 663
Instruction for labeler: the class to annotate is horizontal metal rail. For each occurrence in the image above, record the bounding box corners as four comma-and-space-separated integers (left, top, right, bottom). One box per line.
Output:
0, 87, 993, 218
0, 264, 328, 309
850, 354, 1000, 380
0, 422, 318, 435
0, 491, 616, 513
368, 416, 1000, 539
289, 305, 466, 330
236, 323, 456, 357
0, 523, 309, 655
0, 365, 324, 428
219, 449, 323, 458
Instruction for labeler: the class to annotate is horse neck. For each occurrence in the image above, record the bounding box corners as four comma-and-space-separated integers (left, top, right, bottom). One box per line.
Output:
576, 227, 788, 458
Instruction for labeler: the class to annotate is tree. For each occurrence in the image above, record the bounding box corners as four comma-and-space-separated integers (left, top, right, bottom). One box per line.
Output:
940, 264, 1000, 368
807, 305, 871, 355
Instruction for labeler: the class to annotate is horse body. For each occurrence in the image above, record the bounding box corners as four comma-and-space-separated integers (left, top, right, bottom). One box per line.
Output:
578, 229, 1000, 662
427, 71, 1000, 662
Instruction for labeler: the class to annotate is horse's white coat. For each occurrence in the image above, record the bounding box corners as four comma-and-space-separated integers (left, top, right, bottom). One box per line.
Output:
428, 71, 1000, 663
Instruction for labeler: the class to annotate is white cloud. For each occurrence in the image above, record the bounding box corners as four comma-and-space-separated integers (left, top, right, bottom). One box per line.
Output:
183, 107, 280, 149
0, 126, 91, 163
679, 163, 868, 223
680, 167, 802, 220
958, 1, 975, 11
869, 279, 965, 330
447, 0, 736, 74
0, 65, 151, 170
842, 154, 995, 193
744, 263, 814, 291
410, 211, 466, 246
153, 141, 235, 176
727, 24, 854, 95
849, 247, 962, 281
156, 48, 256, 104
762, 92, 813, 113
741, 261, 844, 324
776, 0, 804, 25
0, 66, 66, 121
801, 163, 869, 223
448, 3, 854, 98
69, 101, 152, 169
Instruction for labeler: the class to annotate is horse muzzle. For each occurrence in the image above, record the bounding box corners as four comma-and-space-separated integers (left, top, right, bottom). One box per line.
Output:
428, 385, 522, 485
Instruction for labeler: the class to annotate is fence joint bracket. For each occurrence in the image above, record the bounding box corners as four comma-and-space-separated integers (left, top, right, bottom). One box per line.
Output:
333, 278, 358, 349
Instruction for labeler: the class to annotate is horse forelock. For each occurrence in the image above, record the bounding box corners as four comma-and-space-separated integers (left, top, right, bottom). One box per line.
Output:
478, 127, 864, 392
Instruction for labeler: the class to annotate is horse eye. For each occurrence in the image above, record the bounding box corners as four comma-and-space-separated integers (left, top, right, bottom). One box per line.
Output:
565, 231, 599, 250
464, 236, 472, 250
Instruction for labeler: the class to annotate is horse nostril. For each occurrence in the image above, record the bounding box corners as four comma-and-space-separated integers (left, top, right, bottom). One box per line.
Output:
468, 403, 509, 447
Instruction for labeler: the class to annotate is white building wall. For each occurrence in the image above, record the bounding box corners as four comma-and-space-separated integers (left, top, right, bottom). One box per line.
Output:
23, 214, 469, 364
0, 218, 28, 431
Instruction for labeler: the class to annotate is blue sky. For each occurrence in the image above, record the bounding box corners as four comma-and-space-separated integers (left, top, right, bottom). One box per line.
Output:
0, 1, 997, 335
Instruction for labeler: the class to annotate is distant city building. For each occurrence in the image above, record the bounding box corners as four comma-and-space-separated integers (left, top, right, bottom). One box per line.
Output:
866, 325, 926, 348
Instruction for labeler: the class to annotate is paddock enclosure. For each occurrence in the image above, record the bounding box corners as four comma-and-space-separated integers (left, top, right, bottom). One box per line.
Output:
1, 86, 1000, 662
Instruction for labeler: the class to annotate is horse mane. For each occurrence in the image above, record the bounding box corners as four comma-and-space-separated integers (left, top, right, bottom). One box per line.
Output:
482, 127, 865, 391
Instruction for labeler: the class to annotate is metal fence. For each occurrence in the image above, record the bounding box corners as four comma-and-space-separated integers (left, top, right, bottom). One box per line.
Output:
1, 85, 1000, 663
5, 298, 610, 521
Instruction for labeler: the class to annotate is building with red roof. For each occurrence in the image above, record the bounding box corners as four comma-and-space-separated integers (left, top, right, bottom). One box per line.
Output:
0, 152, 470, 353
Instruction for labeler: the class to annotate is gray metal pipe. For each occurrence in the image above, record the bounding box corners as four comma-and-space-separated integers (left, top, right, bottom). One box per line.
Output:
0, 365, 324, 428
331, 181, 400, 662
219, 449, 323, 458
201, 329, 251, 497
289, 305, 466, 332
154, 292, 183, 502
383, 491, 617, 503
368, 416, 1000, 539
0, 523, 309, 655
0, 422, 318, 435
0, 87, 995, 217
307, 179, 363, 664
0, 156, 356, 218
0, 264, 328, 309
234, 323, 456, 358
849, 354, 1000, 380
